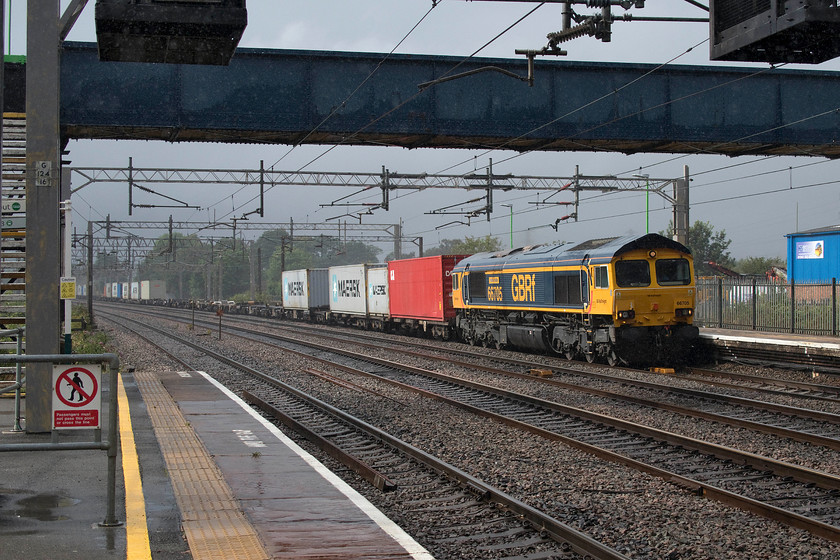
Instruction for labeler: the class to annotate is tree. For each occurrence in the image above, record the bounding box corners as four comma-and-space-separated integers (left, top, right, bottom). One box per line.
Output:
136, 233, 212, 299
736, 256, 786, 276
425, 235, 502, 256
261, 232, 382, 295
663, 220, 734, 277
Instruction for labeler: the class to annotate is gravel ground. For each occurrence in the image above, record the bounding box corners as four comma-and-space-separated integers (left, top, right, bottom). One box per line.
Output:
101, 312, 840, 560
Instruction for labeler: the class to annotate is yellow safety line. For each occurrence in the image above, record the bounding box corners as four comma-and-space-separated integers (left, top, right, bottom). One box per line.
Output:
117, 374, 153, 560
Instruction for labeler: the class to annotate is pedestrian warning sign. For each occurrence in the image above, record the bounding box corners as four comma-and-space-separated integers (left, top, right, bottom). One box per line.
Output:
52, 365, 101, 429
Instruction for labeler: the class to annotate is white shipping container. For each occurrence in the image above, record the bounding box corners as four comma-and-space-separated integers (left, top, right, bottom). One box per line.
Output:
329, 264, 374, 316
140, 280, 168, 300
367, 266, 389, 317
104, 283, 112, 298
282, 269, 329, 310
121, 282, 129, 299
130, 282, 140, 299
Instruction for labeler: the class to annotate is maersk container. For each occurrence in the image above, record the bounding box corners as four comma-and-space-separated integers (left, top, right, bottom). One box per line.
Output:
329, 264, 385, 316
141, 279, 168, 300
388, 255, 467, 322
367, 265, 390, 317
282, 268, 329, 311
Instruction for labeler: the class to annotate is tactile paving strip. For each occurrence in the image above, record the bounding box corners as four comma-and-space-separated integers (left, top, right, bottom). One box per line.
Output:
134, 371, 269, 560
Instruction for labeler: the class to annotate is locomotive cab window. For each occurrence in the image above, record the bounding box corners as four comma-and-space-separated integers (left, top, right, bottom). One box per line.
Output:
594, 266, 609, 289
468, 272, 487, 299
615, 260, 650, 287
655, 258, 691, 286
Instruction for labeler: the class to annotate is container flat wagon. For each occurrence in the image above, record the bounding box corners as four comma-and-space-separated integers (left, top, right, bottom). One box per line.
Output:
388, 255, 467, 339
327, 264, 387, 327
282, 268, 329, 320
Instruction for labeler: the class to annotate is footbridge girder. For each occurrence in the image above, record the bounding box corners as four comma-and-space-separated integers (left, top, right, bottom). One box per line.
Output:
58, 42, 840, 158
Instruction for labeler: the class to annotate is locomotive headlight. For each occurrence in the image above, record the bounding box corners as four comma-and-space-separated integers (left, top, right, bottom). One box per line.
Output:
648, 250, 657, 258
617, 309, 635, 319
675, 308, 693, 317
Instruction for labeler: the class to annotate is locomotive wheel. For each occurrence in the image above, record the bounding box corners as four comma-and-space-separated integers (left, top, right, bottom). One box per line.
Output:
584, 352, 596, 364
606, 350, 619, 367
564, 348, 576, 361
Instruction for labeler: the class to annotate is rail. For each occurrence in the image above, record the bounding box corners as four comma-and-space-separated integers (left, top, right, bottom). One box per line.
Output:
0, 353, 121, 527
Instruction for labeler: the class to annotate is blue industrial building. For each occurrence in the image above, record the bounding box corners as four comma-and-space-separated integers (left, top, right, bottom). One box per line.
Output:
786, 226, 840, 283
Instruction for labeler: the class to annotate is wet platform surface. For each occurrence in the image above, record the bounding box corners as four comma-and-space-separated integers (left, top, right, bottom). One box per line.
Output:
149, 370, 428, 559
0, 369, 431, 559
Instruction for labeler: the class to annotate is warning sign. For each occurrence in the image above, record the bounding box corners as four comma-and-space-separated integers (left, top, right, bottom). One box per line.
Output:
52, 365, 101, 429
60, 277, 76, 300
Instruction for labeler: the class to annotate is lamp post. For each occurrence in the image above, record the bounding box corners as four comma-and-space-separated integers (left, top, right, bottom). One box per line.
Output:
501, 204, 513, 248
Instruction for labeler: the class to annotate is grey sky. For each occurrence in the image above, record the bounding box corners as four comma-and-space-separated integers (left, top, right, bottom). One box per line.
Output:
11, 2, 840, 259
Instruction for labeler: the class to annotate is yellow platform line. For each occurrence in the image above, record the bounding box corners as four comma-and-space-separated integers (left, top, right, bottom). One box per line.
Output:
118, 374, 153, 560
134, 371, 269, 560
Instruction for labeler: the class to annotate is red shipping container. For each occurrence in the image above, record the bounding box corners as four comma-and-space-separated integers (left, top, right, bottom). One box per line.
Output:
388, 255, 467, 322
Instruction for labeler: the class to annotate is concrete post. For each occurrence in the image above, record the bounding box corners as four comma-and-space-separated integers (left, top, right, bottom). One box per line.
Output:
25, 1, 61, 432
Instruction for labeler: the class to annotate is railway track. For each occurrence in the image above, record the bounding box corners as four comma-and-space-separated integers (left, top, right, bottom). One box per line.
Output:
280, 319, 840, 403
113, 304, 840, 453
173, 302, 840, 403
255, 320, 840, 452
712, 341, 840, 375
100, 310, 628, 560
99, 304, 840, 543
684, 366, 840, 402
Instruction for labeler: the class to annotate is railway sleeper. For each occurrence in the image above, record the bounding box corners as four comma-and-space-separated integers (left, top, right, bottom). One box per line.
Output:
433, 525, 532, 544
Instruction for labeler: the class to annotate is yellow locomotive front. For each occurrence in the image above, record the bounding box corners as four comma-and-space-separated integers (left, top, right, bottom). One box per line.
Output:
605, 244, 698, 364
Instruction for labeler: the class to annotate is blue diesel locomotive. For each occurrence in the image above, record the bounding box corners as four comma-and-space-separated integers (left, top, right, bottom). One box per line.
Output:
451, 233, 698, 365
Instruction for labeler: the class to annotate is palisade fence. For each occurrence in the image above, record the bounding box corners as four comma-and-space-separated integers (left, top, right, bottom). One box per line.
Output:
695, 277, 839, 337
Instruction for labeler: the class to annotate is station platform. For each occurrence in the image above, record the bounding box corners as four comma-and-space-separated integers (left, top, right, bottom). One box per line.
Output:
699, 327, 840, 372
0, 369, 432, 560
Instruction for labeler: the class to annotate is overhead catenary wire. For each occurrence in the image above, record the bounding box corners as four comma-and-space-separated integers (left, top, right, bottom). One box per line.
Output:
209, 1, 547, 225
190, 1, 443, 223
79, 4, 838, 256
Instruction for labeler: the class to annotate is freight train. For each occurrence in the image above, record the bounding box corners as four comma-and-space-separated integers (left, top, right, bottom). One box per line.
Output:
105, 233, 698, 365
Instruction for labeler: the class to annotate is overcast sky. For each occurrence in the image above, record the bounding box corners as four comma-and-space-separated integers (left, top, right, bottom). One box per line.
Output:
11, 1, 840, 260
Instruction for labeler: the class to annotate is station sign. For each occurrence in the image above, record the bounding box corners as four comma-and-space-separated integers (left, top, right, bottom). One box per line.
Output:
1, 199, 25, 213
1, 216, 25, 229
52, 365, 101, 429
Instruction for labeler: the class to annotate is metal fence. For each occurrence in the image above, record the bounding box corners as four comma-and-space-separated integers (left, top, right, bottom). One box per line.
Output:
695, 277, 839, 336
